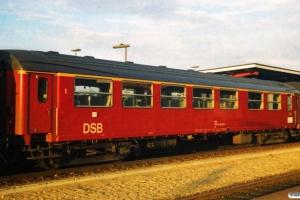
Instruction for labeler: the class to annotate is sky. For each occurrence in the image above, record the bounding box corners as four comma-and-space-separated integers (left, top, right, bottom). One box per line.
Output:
0, 0, 300, 71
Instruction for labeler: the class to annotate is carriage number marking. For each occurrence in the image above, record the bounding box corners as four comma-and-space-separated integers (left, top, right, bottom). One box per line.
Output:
83, 123, 103, 134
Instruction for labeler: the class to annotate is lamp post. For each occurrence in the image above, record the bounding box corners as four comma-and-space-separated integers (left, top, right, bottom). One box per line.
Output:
191, 66, 199, 71
113, 43, 130, 62
71, 48, 81, 56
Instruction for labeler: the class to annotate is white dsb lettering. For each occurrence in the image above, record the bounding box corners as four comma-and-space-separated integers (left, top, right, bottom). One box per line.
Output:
83, 123, 103, 134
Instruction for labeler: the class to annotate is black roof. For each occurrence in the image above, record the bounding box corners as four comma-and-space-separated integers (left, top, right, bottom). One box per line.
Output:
1, 50, 298, 94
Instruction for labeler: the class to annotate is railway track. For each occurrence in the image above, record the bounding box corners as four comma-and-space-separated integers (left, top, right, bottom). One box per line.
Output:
0, 141, 299, 193
184, 170, 300, 200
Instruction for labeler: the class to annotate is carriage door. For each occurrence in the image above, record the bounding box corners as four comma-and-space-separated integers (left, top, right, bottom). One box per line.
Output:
29, 73, 53, 133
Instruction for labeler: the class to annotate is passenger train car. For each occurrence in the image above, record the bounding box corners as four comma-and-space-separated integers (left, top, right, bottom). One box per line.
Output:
0, 50, 300, 170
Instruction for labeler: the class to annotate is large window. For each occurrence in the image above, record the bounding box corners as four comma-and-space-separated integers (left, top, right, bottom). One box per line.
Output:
248, 92, 263, 110
287, 94, 292, 110
220, 90, 238, 109
161, 85, 186, 108
122, 82, 152, 107
74, 78, 112, 107
268, 93, 281, 110
193, 87, 214, 109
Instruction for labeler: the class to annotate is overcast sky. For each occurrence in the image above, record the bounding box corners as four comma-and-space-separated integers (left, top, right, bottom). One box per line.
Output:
1, 0, 299, 70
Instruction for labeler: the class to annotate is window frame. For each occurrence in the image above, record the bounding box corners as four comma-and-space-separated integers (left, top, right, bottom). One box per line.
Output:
74, 77, 113, 107
267, 93, 281, 110
192, 87, 214, 109
248, 91, 264, 110
161, 84, 186, 108
219, 89, 238, 109
122, 81, 153, 108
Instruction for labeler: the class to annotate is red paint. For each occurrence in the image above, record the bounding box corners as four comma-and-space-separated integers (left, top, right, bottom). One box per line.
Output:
229, 71, 259, 77
9, 72, 298, 145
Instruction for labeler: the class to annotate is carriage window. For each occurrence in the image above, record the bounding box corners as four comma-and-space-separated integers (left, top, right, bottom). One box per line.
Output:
122, 82, 152, 108
74, 78, 112, 107
248, 92, 263, 110
161, 85, 186, 108
193, 87, 214, 109
220, 90, 238, 109
267, 93, 281, 110
38, 78, 48, 103
287, 94, 292, 110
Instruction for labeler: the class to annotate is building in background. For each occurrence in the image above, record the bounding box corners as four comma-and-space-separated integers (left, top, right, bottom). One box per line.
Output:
199, 63, 300, 82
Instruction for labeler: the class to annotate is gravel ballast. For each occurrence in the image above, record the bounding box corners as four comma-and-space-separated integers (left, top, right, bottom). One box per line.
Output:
1, 146, 300, 199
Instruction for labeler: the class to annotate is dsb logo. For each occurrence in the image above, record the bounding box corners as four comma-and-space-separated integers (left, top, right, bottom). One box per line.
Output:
83, 123, 103, 134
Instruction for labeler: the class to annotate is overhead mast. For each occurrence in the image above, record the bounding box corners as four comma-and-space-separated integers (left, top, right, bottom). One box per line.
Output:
71, 48, 81, 56
113, 43, 130, 62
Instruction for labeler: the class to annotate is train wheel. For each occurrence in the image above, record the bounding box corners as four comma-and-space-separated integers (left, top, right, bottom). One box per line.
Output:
38, 150, 61, 170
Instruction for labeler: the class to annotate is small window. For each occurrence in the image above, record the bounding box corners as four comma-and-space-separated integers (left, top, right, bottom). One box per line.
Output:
220, 90, 238, 109
193, 87, 214, 109
122, 82, 152, 107
267, 93, 281, 110
161, 85, 186, 108
248, 92, 263, 110
74, 78, 112, 107
287, 94, 292, 110
38, 78, 48, 102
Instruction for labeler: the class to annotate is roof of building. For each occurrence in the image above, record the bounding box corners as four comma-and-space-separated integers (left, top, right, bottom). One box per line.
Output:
199, 63, 300, 82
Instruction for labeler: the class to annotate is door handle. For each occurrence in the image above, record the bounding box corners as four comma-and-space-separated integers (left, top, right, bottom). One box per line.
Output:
47, 109, 52, 116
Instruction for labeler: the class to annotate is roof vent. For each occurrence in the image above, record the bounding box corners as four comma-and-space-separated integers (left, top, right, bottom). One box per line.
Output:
47, 51, 59, 54
158, 65, 167, 68
84, 56, 94, 59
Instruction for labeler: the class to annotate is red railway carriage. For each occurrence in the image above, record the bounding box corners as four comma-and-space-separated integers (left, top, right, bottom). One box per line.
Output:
0, 50, 300, 170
